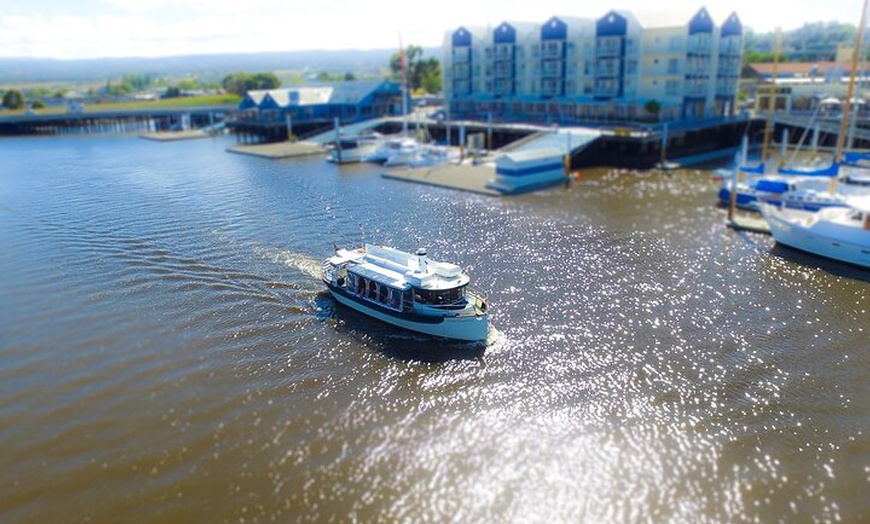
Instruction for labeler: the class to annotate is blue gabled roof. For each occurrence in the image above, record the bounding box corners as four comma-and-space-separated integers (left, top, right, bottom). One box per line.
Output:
597, 11, 628, 37
452, 27, 472, 47
238, 81, 401, 111
541, 16, 567, 40
494, 22, 517, 44
688, 8, 714, 35
721, 12, 742, 37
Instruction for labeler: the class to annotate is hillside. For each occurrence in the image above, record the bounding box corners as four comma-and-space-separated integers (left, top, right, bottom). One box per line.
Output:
0, 48, 440, 84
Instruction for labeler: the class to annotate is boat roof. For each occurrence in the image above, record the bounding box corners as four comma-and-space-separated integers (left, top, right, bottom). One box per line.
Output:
848, 195, 870, 212
348, 261, 411, 290
333, 245, 470, 290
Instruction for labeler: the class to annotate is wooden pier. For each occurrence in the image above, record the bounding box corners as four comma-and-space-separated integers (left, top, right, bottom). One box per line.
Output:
727, 214, 771, 234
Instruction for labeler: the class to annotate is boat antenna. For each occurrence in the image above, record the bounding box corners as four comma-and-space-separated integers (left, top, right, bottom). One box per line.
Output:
359, 222, 364, 247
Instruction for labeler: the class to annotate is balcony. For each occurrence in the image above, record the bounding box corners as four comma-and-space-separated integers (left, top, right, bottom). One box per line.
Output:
541, 63, 562, 79
595, 37, 622, 57
541, 44, 564, 60
494, 65, 513, 79
452, 49, 471, 63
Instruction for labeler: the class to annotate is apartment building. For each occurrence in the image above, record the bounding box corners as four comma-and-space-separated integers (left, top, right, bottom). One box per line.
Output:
442, 7, 743, 124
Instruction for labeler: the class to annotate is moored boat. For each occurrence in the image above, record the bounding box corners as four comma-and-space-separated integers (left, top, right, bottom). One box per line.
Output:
320, 244, 488, 341
361, 136, 418, 164
328, 132, 382, 164
759, 198, 870, 268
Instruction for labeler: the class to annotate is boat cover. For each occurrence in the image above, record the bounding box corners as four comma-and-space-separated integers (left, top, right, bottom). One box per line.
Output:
778, 163, 839, 177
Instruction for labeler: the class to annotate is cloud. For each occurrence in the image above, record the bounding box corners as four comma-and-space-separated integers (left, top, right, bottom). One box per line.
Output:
0, 0, 864, 59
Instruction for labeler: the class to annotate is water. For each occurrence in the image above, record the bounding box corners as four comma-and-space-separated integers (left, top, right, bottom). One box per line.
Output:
0, 134, 867, 523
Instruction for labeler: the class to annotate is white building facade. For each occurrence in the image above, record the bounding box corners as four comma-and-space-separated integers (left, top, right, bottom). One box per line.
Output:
442, 7, 743, 124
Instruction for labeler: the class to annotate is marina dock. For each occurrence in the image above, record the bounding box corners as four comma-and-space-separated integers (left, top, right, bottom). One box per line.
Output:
727, 214, 772, 234
140, 130, 214, 141
226, 141, 326, 159
382, 163, 502, 196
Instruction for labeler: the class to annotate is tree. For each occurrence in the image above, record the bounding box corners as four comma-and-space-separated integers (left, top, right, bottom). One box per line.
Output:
644, 100, 661, 118
2, 89, 24, 110
31, 99, 45, 109
221, 72, 281, 96
417, 57, 442, 94
390, 45, 441, 94
163, 86, 182, 98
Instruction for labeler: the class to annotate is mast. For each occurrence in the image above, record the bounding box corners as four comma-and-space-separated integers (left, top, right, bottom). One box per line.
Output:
760, 28, 781, 165
835, 0, 869, 162
399, 33, 408, 137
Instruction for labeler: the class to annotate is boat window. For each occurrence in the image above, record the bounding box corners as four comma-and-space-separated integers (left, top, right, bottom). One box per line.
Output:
378, 285, 388, 303
368, 280, 378, 299
413, 286, 466, 305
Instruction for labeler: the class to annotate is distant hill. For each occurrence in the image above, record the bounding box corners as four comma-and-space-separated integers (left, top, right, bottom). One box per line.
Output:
0, 48, 441, 84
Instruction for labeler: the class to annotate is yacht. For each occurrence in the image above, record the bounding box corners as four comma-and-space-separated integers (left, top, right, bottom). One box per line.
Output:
760, 198, 870, 268
362, 136, 418, 164
328, 133, 382, 164
320, 244, 488, 341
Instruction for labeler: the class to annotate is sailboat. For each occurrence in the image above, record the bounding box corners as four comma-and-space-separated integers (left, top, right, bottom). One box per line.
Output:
760, 0, 870, 267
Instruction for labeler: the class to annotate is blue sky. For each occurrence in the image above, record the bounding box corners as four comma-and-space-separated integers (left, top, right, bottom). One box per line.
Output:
0, 0, 864, 59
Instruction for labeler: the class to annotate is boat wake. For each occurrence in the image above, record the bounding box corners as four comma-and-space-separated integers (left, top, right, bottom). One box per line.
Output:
258, 247, 322, 279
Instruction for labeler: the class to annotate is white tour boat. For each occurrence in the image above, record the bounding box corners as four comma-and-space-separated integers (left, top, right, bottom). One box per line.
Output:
759, 197, 870, 268
320, 244, 488, 341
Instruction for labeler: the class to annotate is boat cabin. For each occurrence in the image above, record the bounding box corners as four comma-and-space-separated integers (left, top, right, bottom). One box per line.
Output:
325, 244, 471, 313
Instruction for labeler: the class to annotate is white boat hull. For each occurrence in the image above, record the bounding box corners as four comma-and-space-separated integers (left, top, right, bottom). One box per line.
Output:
326, 283, 488, 341
329, 144, 377, 164
762, 206, 870, 268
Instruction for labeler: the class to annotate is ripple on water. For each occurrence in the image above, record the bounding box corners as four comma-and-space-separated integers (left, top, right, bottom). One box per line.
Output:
1, 137, 867, 523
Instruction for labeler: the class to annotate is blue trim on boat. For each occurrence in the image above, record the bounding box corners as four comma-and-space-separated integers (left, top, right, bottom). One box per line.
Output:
323, 280, 445, 325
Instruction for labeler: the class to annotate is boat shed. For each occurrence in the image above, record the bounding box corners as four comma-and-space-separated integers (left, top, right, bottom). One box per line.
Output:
237, 80, 407, 125
486, 148, 568, 194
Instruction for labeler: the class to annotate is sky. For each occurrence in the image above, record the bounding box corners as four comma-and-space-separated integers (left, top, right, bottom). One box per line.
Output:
0, 0, 865, 60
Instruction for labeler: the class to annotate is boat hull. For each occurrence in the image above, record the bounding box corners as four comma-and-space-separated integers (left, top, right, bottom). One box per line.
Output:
763, 208, 870, 268
324, 281, 488, 342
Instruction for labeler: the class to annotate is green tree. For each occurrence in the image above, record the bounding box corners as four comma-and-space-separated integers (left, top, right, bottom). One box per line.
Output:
644, 100, 661, 117
221, 72, 280, 96
123, 73, 153, 90
31, 99, 46, 109
417, 57, 442, 94
390, 45, 441, 93
2, 89, 24, 110
163, 86, 182, 98
105, 81, 133, 96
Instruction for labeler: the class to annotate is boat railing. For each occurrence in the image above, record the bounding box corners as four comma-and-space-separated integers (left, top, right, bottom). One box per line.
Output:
320, 260, 333, 281
467, 289, 488, 315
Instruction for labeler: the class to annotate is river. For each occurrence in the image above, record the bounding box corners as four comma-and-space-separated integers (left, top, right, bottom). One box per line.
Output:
0, 134, 867, 523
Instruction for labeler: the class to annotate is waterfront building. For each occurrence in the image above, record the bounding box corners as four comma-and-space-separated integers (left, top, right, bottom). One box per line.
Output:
237, 80, 407, 126
442, 7, 743, 124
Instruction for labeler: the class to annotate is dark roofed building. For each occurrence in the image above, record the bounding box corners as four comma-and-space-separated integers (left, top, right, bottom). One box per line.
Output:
238, 80, 408, 125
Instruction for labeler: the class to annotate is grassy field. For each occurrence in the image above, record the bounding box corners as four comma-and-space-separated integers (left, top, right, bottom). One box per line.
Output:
2, 94, 241, 116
